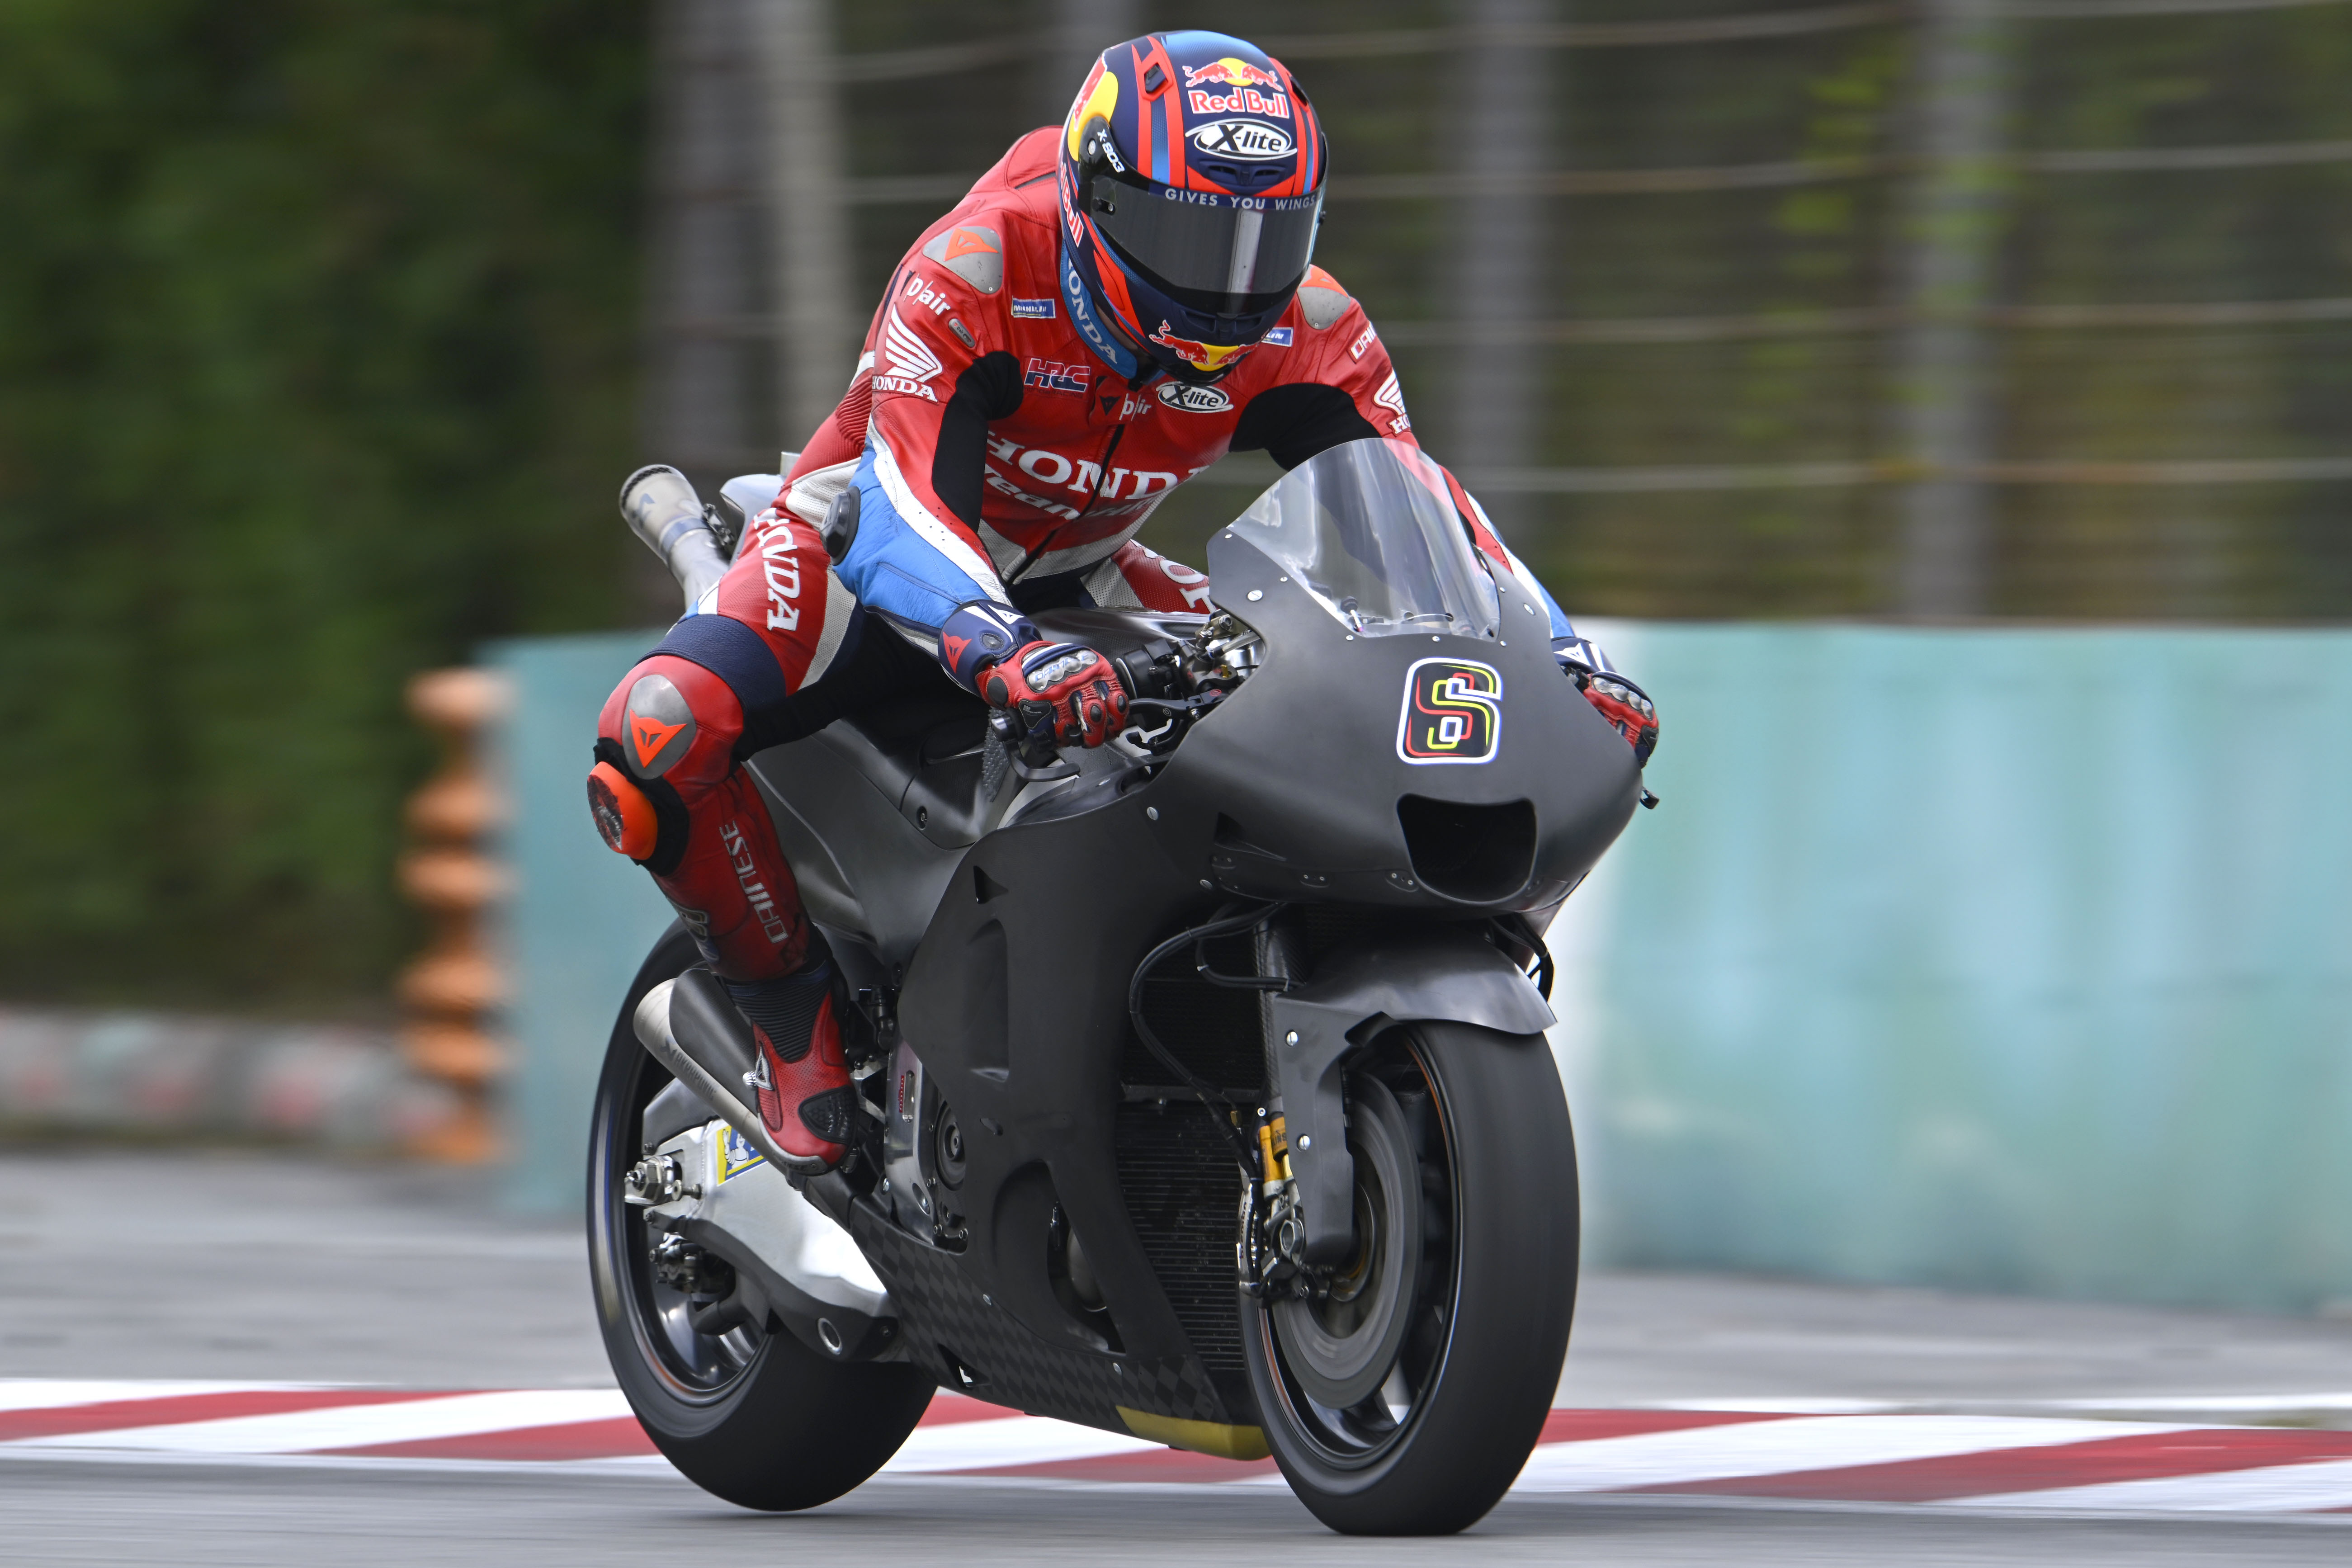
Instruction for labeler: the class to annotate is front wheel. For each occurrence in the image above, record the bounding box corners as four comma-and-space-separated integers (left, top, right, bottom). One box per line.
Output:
1243, 1020, 1578, 1535
586, 925, 935, 1510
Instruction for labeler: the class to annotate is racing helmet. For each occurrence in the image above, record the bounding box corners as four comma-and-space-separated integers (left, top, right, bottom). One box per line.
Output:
1058, 31, 1327, 383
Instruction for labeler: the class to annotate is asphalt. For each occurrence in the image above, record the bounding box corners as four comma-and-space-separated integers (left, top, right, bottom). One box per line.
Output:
5, 1149, 2352, 1565
5, 1464, 2349, 1568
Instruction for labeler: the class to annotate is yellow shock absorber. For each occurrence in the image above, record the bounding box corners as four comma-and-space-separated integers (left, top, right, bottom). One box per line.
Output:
1258, 1114, 1290, 1190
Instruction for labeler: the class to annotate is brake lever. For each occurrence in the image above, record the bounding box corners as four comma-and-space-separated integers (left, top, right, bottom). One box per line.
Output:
1122, 691, 1227, 755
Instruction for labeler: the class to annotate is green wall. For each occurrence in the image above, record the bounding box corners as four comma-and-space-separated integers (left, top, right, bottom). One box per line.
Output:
1561, 622, 2352, 1313
489, 631, 674, 1217
494, 621, 2352, 1314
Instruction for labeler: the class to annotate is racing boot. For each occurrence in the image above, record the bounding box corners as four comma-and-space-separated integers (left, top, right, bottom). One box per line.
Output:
720, 941, 860, 1169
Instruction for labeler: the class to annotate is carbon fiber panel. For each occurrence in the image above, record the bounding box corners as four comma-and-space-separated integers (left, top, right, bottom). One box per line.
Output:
847, 1201, 1227, 1429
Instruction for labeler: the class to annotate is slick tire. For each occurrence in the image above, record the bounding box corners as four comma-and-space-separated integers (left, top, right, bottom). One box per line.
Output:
1243, 1020, 1578, 1535
587, 925, 933, 1511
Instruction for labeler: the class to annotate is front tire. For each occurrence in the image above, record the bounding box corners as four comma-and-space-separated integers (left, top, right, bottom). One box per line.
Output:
1244, 1021, 1578, 1535
586, 925, 934, 1511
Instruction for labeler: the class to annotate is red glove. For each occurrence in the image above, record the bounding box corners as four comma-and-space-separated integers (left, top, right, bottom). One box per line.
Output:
978, 641, 1130, 753
1579, 673, 1658, 766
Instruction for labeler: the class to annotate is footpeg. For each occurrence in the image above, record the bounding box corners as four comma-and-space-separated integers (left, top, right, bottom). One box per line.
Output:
633, 970, 831, 1175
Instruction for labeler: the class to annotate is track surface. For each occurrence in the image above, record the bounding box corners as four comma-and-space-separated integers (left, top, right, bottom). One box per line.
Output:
6, 1151, 2352, 1564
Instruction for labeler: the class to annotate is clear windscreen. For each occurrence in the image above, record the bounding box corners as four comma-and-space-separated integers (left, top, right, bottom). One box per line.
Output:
1228, 438, 1502, 639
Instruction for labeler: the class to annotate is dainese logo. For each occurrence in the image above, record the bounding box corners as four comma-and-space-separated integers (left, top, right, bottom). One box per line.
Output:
1397, 659, 1503, 765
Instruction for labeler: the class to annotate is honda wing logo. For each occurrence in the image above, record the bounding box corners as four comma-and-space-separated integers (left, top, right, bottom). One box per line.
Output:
1397, 659, 1503, 765
875, 308, 944, 401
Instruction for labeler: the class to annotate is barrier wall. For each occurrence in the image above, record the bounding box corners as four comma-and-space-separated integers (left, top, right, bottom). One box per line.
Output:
488, 632, 675, 1215
1559, 622, 2352, 1314
492, 622, 2352, 1313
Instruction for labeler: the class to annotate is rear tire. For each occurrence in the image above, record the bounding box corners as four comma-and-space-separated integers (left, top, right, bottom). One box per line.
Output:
586, 925, 934, 1511
1244, 1020, 1577, 1535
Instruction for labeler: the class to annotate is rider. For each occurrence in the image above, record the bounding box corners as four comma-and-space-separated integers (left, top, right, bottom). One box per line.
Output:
586, 30, 1658, 1172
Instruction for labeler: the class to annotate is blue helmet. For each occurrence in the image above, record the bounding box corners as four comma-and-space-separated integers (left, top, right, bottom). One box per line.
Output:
1058, 31, 1328, 383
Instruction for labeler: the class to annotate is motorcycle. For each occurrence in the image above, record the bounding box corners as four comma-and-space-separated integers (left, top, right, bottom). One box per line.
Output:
586, 437, 1640, 1534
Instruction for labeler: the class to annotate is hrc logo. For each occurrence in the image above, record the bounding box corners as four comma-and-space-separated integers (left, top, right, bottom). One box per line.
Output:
1397, 658, 1503, 765
1024, 357, 1090, 393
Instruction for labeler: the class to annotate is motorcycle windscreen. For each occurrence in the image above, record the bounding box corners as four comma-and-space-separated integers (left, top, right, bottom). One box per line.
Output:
1227, 437, 1502, 639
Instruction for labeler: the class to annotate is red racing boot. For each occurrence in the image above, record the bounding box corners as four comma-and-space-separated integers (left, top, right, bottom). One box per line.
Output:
721, 947, 861, 1169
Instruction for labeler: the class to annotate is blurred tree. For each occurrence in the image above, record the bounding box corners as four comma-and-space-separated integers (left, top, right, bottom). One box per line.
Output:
12, 0, 2352, 1011
0, 0, 649, 1008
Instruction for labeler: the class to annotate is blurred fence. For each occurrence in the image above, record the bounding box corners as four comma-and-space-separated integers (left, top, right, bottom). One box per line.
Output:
14, 1, 2349, 1018
655, 0, 2352, 621
490, 621, 2352, 1313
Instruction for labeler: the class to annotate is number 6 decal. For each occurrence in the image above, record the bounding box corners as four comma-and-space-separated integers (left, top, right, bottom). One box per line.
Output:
1396, 658, 1502, 765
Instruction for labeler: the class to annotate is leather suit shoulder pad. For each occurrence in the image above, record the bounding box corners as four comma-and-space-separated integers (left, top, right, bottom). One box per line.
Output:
1297, 285, 1351, 331
921, 223, 1005, 295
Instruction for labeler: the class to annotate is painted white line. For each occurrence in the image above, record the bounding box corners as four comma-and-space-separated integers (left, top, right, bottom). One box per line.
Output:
1650, 1393, 2352, 1421
0, 1380, 321, 1414
2025, 1393, 2352, 1416
0, 1445, 689, 1479
9, 1389, 635, 1454
1954, 1457, 2352, 1514
1510, 1415, 2189, 1494
1649, 1398, 1902, 1415
881, 1414, 1165, 1473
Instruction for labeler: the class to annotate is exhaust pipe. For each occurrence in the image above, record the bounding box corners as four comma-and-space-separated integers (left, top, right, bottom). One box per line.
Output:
619, 464, 733, 611
632, 969, 826, 1175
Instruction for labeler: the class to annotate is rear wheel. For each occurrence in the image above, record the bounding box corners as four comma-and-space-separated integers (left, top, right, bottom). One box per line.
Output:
1243, 1021, 1577, 1535
586, 926, 934, 1510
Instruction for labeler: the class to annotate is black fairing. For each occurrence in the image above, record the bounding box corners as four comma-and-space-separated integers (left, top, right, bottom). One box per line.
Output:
718, 528, 1637, 1438
1149, 527, 1639, 911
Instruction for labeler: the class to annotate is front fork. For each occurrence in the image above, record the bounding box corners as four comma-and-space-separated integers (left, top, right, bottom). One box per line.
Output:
1238, 1108, 1325, 1302
1238, 916, 1337, 1301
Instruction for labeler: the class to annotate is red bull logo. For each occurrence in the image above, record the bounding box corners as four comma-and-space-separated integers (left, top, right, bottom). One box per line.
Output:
1183, 57, 1290, 120
1148, 321, 1252, 374
1183, 57, 1280, 90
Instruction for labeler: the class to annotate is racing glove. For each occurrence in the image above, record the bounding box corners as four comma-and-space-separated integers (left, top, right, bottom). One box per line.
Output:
978, 640, 1131, 755
973, 634, 1129, 761
940, 604, 1129, 760
1555, 637, 1659, 766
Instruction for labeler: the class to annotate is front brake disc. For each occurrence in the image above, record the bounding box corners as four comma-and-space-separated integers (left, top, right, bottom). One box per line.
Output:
1269, 1074, 1423, 1409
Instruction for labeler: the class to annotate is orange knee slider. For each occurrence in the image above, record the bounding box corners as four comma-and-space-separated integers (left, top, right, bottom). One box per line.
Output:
587, 760, 660, 860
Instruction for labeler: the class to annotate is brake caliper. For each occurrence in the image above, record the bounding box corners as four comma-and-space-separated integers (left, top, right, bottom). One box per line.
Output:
648, 1232, 732, 1297
1242, 1110, 1325, 1301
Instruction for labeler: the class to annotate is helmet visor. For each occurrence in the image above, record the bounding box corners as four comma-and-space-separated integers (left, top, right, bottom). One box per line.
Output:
1091, 178, 1323, 316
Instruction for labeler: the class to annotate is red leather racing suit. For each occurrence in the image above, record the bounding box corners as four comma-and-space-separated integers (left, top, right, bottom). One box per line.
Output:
595, 127, 1588, 985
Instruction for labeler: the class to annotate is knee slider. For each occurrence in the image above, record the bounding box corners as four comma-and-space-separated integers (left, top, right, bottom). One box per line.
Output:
586, 761, 656, 860
589, 739, 690, 873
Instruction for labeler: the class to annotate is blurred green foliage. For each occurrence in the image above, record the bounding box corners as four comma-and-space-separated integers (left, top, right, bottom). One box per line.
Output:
9, 0, 2352, 1008
0, 0, 647, 1008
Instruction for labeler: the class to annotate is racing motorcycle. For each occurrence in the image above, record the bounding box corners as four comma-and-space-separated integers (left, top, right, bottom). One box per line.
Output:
586, 437, 1640, 1535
